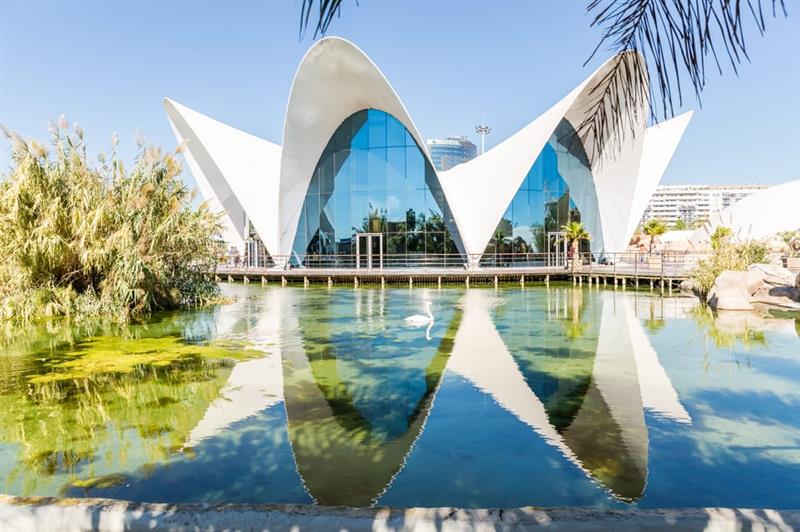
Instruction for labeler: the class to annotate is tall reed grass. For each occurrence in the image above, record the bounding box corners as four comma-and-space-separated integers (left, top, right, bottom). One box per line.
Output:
0, 118, 223, 322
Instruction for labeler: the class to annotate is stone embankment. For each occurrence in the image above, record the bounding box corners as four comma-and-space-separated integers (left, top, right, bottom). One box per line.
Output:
2, 495, 799, 531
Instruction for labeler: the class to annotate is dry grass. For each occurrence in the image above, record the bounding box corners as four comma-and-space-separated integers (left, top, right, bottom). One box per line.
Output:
0, 120, 223, 323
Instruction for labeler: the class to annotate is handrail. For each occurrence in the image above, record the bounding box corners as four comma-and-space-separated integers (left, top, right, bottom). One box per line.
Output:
216, 250, 714, 277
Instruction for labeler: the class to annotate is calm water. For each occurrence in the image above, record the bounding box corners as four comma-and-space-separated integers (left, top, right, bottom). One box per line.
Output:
1, 284, 799, 509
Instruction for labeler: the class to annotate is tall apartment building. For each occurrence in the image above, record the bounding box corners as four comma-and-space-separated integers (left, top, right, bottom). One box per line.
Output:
427, 136, 477, 171
642, 184, 770, 226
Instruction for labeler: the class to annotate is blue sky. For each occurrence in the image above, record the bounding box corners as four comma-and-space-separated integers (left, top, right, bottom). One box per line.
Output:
0, 0, 797, 187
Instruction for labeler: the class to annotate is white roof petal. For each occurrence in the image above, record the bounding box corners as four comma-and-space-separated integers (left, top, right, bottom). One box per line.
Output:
164, 98, 282, 256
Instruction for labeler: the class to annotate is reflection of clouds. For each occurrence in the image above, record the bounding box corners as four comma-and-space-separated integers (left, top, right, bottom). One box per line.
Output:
695, 413, 800, 466
386, 194, 400, 214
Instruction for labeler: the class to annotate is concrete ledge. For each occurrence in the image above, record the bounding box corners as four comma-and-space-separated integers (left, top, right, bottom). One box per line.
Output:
1, 495, 798, 531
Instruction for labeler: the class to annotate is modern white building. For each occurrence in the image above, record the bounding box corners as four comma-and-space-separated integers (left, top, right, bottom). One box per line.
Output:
164, 37, 692, 269
642, 184, 769, 227
689, 179, 800, 244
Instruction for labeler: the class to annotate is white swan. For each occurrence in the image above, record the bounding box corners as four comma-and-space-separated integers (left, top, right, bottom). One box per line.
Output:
404, 301, 434, 327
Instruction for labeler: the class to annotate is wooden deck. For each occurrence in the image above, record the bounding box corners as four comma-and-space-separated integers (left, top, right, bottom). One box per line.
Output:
214, 264, 689, 291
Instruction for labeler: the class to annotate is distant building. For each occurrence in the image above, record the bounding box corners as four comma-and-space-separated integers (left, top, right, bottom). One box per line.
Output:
642, 184, 770, 226
427, 136, 477, 171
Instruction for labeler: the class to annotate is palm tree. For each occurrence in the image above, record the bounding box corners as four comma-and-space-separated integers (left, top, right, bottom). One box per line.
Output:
561, 221, 590, 273
299, 1, 786, 158
642, 219, 667, 253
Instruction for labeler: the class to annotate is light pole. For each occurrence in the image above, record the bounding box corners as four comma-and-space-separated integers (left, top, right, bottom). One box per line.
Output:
475, 124, 491, 155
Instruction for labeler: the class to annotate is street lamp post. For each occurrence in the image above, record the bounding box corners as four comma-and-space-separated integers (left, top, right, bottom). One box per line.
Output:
475, 124, 491, 155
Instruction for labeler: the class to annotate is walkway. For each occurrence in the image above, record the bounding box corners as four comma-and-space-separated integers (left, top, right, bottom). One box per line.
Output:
214, 264, 690, 291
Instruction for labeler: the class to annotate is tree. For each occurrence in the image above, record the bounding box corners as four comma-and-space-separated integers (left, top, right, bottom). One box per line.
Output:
299, 1, 787, 158
710, 225, 733, 250
779, 229, 800, 257
642, 219, 667, 253
0, 119, 223, 322
673, 218, 688, 231
561, 221, 590, 273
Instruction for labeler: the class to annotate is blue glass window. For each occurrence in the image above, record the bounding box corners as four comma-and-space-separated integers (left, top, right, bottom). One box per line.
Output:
293, 110, 464, 265
482, 119, 593, 261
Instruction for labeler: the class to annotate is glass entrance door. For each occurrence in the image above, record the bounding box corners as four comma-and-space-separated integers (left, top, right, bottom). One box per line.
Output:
355, 233, 383, 270
547, 231, 568, 268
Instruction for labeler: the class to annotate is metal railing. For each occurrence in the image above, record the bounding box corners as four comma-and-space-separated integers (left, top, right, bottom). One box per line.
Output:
216, 250, 714, 278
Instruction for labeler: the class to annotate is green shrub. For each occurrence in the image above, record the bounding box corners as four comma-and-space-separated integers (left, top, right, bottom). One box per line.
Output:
780, 229, 800, 257
691, 226, 769, 296
0, 119, 223, 322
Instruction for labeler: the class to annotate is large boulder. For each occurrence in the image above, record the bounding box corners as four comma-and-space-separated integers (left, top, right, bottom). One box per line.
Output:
748, 263, 800, 288
707, 270, 765, 311
752, 287, 800, 309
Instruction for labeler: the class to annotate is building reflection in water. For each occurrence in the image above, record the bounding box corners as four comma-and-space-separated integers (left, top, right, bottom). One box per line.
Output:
282, 288, 461, 506
278, 286, 693, 505
37, 285, 698, 506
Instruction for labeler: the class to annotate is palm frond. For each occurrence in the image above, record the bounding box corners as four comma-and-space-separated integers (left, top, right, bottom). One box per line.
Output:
583, 0, 787, 159
299, 0, 349, 39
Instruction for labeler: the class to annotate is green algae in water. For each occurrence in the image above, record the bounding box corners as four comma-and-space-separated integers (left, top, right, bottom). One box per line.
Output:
70, 473, 129, 490
0, 307, 264, 497
29, 335, 263, 384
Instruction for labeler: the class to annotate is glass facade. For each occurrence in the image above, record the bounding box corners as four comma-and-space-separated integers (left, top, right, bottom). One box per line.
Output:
483, 120, 594, 261
293, 110, 464, 266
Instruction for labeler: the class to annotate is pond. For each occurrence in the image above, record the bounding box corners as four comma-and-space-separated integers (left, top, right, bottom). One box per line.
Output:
1, 284, 799, 509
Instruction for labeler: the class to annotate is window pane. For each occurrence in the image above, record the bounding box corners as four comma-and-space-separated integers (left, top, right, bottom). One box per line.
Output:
387, 116, 405, 147
405, 146, 425, 188
426, 232, 444, 255
386, 147, 405, 186
405, 191, 425, 230
368, 148, 387, 193
387, 232, 406, 254
350, 111, 369, 149
318, 153, 334, 195
386, 191, 405, 226
351, 191, 368, 233
406, 232, 423, 254
352, 149, 368, 191
368, 110, 386, 148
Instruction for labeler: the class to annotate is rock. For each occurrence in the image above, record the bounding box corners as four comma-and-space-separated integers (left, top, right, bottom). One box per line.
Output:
679, 279, 696, 294
715, 310, 799, 335
752, 284, 800, 310
748, 263, 799, 288
744, 269, 766, 295
707, 271, 761, 311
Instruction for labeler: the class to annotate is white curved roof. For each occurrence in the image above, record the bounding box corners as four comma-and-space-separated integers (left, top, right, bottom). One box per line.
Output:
278, 37, 436, 259
438, 52, 666, 257
165, 37, 692, 261
164, 98, 282, 256
689, 179, 800, 243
